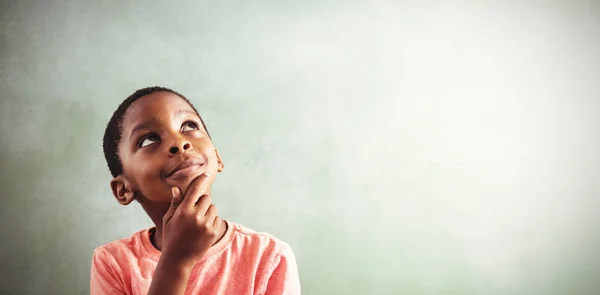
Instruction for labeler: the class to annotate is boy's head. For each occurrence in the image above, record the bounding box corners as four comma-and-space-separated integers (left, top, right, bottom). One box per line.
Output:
102, 86, 224, 206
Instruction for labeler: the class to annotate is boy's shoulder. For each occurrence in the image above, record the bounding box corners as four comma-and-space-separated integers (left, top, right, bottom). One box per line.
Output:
92, 227, 153, 260
228, 221, 294, 254
231, 221, 278, 240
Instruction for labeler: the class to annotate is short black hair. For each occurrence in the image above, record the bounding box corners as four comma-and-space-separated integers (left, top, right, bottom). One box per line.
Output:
102, 86, 210, 178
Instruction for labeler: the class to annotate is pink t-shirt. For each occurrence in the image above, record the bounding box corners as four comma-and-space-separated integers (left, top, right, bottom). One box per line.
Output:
90, 220, 301, 295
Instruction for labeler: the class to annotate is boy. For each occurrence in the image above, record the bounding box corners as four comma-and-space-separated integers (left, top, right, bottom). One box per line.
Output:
91, 87, 301, 294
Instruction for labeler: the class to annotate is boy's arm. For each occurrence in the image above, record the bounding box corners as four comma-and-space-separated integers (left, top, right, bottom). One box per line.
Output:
263, 243, 302, 295
146, 254, 194, 295
90, 249, 125, 295
148, 173, 221, 295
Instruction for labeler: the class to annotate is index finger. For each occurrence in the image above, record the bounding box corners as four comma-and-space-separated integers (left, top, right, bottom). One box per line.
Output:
181, 172, 211, 209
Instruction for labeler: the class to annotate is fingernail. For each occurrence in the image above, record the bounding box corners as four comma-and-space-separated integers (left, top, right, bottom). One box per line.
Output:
171, 187, 178, 196
204, 172, 211, 178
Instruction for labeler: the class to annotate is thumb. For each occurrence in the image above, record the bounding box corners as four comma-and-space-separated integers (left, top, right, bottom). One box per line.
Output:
163, 187, 181, 223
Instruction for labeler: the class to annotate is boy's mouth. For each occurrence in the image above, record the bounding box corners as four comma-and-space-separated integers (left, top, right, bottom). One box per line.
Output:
166, 158, 205, 179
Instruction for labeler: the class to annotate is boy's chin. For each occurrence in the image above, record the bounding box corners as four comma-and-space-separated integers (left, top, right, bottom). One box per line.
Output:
166, 172, 212, 196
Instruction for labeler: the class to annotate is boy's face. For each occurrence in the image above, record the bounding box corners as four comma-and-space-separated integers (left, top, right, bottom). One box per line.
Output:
112, 92, 223, 205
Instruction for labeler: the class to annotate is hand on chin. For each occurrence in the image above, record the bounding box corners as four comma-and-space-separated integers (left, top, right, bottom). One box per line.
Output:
167, 169, 211, 198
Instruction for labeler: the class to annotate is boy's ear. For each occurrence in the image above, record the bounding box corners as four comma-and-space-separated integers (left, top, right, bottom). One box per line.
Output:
110, 175, 136, 205
215, 149, 224, 172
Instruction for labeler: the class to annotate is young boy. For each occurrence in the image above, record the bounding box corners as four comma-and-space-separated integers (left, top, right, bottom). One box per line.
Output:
91, 87, 301, 294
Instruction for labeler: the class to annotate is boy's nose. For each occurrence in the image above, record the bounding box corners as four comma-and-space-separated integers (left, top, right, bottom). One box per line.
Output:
169, 141, 192, 155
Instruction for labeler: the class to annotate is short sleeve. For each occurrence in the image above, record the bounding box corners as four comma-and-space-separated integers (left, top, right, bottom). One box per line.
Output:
90, 249, 126, 295
264, 243, 301, 295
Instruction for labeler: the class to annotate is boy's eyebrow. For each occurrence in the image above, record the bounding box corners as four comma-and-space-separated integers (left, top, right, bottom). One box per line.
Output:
176, 108, 198, 118
129, 120, 157, 141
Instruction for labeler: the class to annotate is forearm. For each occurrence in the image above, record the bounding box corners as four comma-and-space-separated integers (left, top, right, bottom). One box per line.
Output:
147, 256, 193, 295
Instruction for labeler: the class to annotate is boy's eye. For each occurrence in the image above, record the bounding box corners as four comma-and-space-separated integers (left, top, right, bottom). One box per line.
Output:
139, 134, 160, 148
182, 121, 199, 132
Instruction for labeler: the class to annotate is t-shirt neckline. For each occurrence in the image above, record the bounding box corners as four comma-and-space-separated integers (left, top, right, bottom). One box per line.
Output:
140, 220, 235, 261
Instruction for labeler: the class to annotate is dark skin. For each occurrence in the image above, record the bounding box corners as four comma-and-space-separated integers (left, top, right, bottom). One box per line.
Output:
110, 92, 227, 294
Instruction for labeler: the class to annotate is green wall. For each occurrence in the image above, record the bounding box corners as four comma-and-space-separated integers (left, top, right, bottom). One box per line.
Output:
1, 1, 599, 294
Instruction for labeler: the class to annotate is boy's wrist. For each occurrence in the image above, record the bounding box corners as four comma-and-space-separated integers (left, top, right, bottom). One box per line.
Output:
159, 250, 199, 271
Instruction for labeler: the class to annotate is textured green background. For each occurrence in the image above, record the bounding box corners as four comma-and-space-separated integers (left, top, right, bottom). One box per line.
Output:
1, 1, 599, 294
